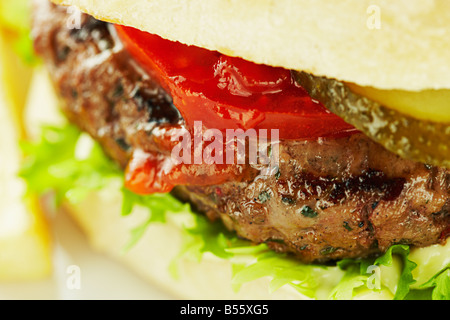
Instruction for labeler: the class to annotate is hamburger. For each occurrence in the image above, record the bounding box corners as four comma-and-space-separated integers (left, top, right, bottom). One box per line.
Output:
14, 0, 450, 299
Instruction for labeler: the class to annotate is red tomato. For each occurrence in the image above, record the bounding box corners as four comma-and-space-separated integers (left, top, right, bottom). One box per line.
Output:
115, 25, 357, 140
124, 149, 248, 195
124, 151, 174, 195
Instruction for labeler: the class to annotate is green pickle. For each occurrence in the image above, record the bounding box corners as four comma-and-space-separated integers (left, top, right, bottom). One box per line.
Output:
294, 71, 450, 169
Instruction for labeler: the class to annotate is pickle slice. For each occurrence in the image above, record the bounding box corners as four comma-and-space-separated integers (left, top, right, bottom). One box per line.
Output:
347, 85, 450, 124
294, 71, 450, 169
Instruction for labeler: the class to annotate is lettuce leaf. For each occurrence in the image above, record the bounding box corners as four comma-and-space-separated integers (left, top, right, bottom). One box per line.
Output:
331, 246, 421, 300
20, 122, 449, 300
330, 259, 372, 299
228, 247, 322, 299
121, 189, 187, 251
328, 265, 367, 300
374, 245, 417, 300
20, 124, 120, 206
419, 268, 450, 300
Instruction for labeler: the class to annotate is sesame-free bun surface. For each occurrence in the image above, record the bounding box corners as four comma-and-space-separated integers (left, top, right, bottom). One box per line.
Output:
51, 0, 450, 91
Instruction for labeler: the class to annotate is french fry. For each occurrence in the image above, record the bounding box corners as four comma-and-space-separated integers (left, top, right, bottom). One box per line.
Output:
0, 0, 52, 281
0, 81, 52, 280
0, 30, 33, 140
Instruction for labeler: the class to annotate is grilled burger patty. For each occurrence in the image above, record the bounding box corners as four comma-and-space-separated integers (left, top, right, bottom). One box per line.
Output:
33, 2, 450, 263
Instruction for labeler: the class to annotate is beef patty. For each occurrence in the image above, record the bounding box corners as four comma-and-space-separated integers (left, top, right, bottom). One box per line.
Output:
32, 1, 450, 263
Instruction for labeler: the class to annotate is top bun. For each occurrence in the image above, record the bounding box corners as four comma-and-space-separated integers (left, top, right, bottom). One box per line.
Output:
51, 0, 450, 91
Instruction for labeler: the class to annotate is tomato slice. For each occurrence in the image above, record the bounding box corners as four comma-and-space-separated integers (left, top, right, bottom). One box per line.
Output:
125, 150, 174, 194
124, 149, 248, 195
115, 25, 357, 140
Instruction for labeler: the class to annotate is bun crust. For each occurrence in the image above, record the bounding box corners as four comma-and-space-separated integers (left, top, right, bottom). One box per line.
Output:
51, 0, 450, 91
